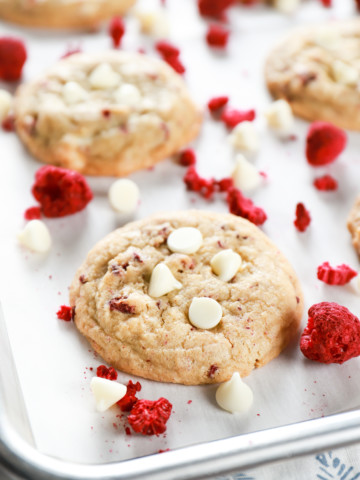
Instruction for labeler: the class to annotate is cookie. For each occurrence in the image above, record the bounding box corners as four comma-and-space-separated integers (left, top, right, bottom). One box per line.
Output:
14, 51, 202, 176
347, 196, 360, 257
0, 0, 135, 29
69, 210, 303, 385
265, 20, 360, 130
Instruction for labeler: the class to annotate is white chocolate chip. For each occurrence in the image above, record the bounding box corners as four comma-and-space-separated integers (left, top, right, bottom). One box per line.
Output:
89, 63, 121, 89
167, 227, 203, 254
108, 179, 140, 214
148, 263, 182, 298
215, 372, 253, 414
332, 60, 359, 86
211, 249, 242, 282
136, 9, 170, 38
0, 89, 12, 122
188, 297, 222, 329
314, 29, 339, 49
264, 99, 294, 134
273, 0, 300, 13
114, 83, 142, 107
228, 121, 259, 153
62, 81, 88, 104
17, 220, 51, 253
90, 377, 126, 412
231, 154, 262, 192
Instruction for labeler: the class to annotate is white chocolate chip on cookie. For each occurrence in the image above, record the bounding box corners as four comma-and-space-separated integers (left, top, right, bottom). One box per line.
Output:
0, 89, 12, 122
89, 63, 121, 89
188, 297, 222, 329
211, 249, 242, 282
231, 154, 262, 192
332, 60, 359, 86
264, 99, 294, 133
17, 220, 52, 253
167, 227, 203, 254
90, 377, 126, 412
228, 121, 259, 153
114, 83, 142, 107
108, 179, 140, 213
215, 372, 253, 413
62, 81, 88, 104
148, 263, 182, 297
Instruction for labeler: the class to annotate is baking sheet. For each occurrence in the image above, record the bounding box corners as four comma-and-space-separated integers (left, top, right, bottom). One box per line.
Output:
1, 0, 360, 471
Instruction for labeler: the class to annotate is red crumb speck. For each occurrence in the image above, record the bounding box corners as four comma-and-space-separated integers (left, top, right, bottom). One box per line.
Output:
216, 177, 234, 192
0, 37, 27, 81
178, 149, 196, 167
24, 206, 41, 220
356, 0, 360, 11
125, 427, 131, 436
221, 108, 256, 129
206, 24, 230, 48
313, 174, 338, 191
155, 40, 185, 74
2, 114, 15, 132
226, 187, 267, 226
197, 0, 235, 19
117, 380, 142, 412
31, 166, 93, 218
128, 397, 172, 436
320, 0, 331, 6
300, 302, 360, 364
109, 297, 136, 314
183, 166, 216, 199
163, 54, 186, 74
294, 202, 311, 232
317, 262, 357, 285
96, 365, 118, 380
306, 122, 347, 167
56, 305, 73, 322
207, 364, 219, 378
187, 400, 192, 404
109, 17, 125, 48
159, 448, 170, 453
61, 45, 82, 59
208, 96, 229, 112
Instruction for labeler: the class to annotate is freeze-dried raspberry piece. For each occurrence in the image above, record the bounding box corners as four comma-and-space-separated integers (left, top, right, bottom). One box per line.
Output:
183, 166, 216, 199
300, 302, 360, 364
109, 17, 125, 48
109, 297, 136, 314
294, 202, 311, 232
178, 149, 196, 167
0, 37, 27, 81
96, 365, 118, 381
320, 0, 331, 6
206, 24, 230, 48
197, 0, 235, 19
306, 122, 347, 167
208, 96, 229, 112
24, 206, 41, 220
216, 177, 234, 192
56, 305, 73, 322
31, 166, 93, 218
155, 40, 180, 58
226, 187, 267, 226
221, 108, 256, 129
317, 262, 357, 285
128, 397, 172, 436
163, 55, 185, 74
2, 114, 15, 132
117, 380, 142, 412
313, 174, 338, 191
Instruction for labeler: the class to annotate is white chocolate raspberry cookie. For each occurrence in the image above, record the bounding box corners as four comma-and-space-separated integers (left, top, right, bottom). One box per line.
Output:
14, 51, 202, 176
0, 0, 135, 29
69, 210, 303, 385
265, 20, 360, 130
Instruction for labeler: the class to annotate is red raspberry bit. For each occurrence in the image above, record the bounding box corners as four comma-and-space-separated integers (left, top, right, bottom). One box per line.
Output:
226, 187, 267, 226
128, 397, 172, 436
221, 108, 256, 129
356, 0, 360, 11
109, 297, 136, 314
206, 24, 230, 49
306, 122, 347, 167
216, 177, 234, 192
61, 46, 82, 59
96, 365, 118, 380
207, 364, 219, 378
300, 302, 360, 364
294, 202, 311, 232
320, 0, 331, 6
178, 149, 196, 167
197, 0, 235, 19
162, 54, 185, 74
31, 166, 93, 218
2, 114, 15, 132
24, 206, 41, 220
56, 305, 73, 322
313, 174, 338, 191
183, 166, 216, 199
117, 380, 142, 412
317, 262, 357, 285
208, 96, 229, 113
0, 37, 27, 81
155, 40, 180, 58
109, 17, 125, 48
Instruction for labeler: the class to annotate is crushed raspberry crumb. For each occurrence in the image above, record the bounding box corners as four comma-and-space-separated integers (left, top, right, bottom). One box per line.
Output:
109, 297, 136, 314
208, 96, 229, 112
206, 24, 230, 48
216, 177, 234, 192
155, 40, 185, 74
183, 166, 216, 199
159, 448, 170, 453
208, 364, 219, 378
300, 302, 360, 364
221, 108, 256, 129
2, 114, 15, 132
31, 166, 93, 218
306, 122, 347, 167
109, 17, 125, 48
117, 380, 142, 412
320, 0, 331, 6
178, 149, 196, 167
317, 262, 357, 285
197, 0, 235, 19
125, 427, 131, 435
226, 187, 267, 226
56, 305, 73, 322
313, 174, 338, 191
96, 365, 118, 380
294, 202, 311, 232
163, 55, 185, 74
24, 206, 41, 220
61, 46, 82, 59
128, 397, 172, 436
0, 37, 27, 81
